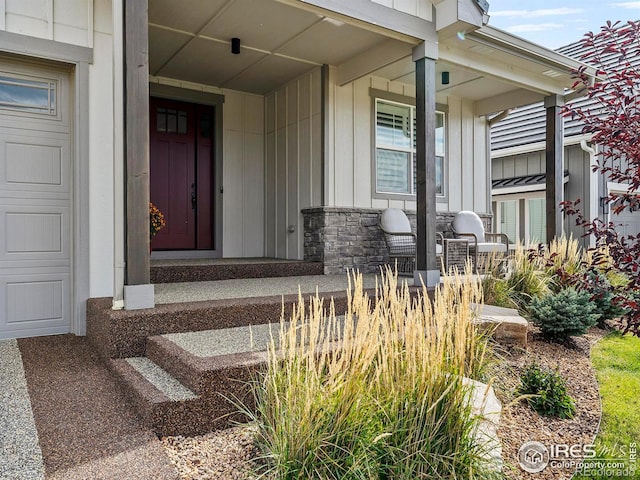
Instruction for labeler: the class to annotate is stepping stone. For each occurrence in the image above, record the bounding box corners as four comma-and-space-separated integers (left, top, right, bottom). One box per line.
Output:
472, 303, 528, 348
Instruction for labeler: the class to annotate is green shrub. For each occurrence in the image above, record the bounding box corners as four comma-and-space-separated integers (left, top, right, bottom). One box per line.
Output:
528, 288, 600, 340
582, 271, 626, 327
517, 363, 576, 418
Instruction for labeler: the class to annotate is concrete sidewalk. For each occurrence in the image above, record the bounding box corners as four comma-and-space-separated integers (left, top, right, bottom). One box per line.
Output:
2, 335, 179, 480
0, 339, 44, 480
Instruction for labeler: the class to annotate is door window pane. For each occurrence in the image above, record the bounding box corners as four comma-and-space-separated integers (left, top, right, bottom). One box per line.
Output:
178, 111, 188, 134
528, 198, 546, 244
157, 107, 188, 134
157, 107, 167, 132
499, 200, 517, 244
200, 113, 211, 138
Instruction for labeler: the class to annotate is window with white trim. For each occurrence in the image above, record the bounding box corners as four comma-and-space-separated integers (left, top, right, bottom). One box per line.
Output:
0, 74, 56, 115
494, 194, 547, 245
375, 98, 445, 196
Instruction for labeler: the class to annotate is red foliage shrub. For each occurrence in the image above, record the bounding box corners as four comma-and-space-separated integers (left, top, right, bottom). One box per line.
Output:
562, 20, 640, 336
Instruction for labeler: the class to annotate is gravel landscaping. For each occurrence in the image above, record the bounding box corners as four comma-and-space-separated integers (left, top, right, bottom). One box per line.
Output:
495, 326, 606, 480
162, 425, 261, 480
161, 325, 607, 480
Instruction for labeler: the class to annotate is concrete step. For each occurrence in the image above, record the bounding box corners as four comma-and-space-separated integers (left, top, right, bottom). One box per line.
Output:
138, 323, 352, 435
110, 356, 254, 437
151, 259, 323, 284
111, 325, 271, 437
110, 302, 522, 438
87, 277, 391, 359
146, 325, 273, 396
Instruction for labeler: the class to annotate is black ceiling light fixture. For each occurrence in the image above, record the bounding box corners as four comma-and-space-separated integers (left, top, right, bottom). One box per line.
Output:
231, 37, 241, 54
441, 71, 450, 85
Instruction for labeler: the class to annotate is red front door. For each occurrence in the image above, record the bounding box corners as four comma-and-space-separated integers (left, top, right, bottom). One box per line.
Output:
150, 97, 214, 250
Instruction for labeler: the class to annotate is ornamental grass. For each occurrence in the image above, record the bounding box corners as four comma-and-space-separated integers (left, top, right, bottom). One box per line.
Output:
250, 267, 499, 480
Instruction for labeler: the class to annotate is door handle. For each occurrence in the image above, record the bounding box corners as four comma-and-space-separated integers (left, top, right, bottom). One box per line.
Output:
191, 183, 196, 212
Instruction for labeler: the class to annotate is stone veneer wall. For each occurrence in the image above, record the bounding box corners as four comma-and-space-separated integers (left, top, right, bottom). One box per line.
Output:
302, 207, 492, 275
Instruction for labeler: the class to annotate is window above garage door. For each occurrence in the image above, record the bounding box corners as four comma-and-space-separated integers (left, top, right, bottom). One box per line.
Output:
0, 73, 57, 116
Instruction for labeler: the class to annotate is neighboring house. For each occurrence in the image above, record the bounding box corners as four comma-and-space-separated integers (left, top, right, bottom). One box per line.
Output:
491, 31, 640, 247
0, 0, 593, 339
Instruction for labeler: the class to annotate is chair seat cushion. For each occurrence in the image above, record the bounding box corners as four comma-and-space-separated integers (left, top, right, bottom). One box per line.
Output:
452, 211, 486, 242
475, 242, 508, 253
380, 208, 412, 233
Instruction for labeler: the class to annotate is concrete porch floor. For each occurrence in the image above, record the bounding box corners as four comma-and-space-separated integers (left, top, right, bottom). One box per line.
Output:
150, 257, 305, 266
153, 273, 395, 304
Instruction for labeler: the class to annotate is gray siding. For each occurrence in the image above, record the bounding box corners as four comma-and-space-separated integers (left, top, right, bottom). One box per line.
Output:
491, 100, 587, 151
492, 151, 545, 180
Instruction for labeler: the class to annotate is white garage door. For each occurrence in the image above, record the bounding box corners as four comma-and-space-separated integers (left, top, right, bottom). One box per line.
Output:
0, 59, 72, 339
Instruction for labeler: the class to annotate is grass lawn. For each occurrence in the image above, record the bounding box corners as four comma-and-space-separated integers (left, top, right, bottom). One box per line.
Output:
575, 332, 640, 479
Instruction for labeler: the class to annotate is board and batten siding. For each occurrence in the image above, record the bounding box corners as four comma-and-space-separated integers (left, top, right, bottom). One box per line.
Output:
492, 152, 545, 180
222, 90, 265, 258
1, 0, 94, 47
265, 68, 323, 260
326, 70, 490, 215
370, 0, 433, 20
447, 95, 489, 213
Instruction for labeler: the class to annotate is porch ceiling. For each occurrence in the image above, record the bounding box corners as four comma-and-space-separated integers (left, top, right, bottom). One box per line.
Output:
375, 45, 575, 116
149, 0, 588, 111
149, 0, 413, 95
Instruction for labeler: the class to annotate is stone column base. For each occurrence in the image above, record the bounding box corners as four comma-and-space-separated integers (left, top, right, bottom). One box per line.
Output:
413, 269, 440, 287
124, 284, 155, 310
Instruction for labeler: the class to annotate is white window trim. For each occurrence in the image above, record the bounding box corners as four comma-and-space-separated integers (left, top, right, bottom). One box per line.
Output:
607, 181, 639, 194
375, 98, 415, 195
372, 95, 446, 199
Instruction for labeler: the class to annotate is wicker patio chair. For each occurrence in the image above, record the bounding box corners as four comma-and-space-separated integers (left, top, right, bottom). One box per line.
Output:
451, 210, 508, 272
379, 208, 443, 274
